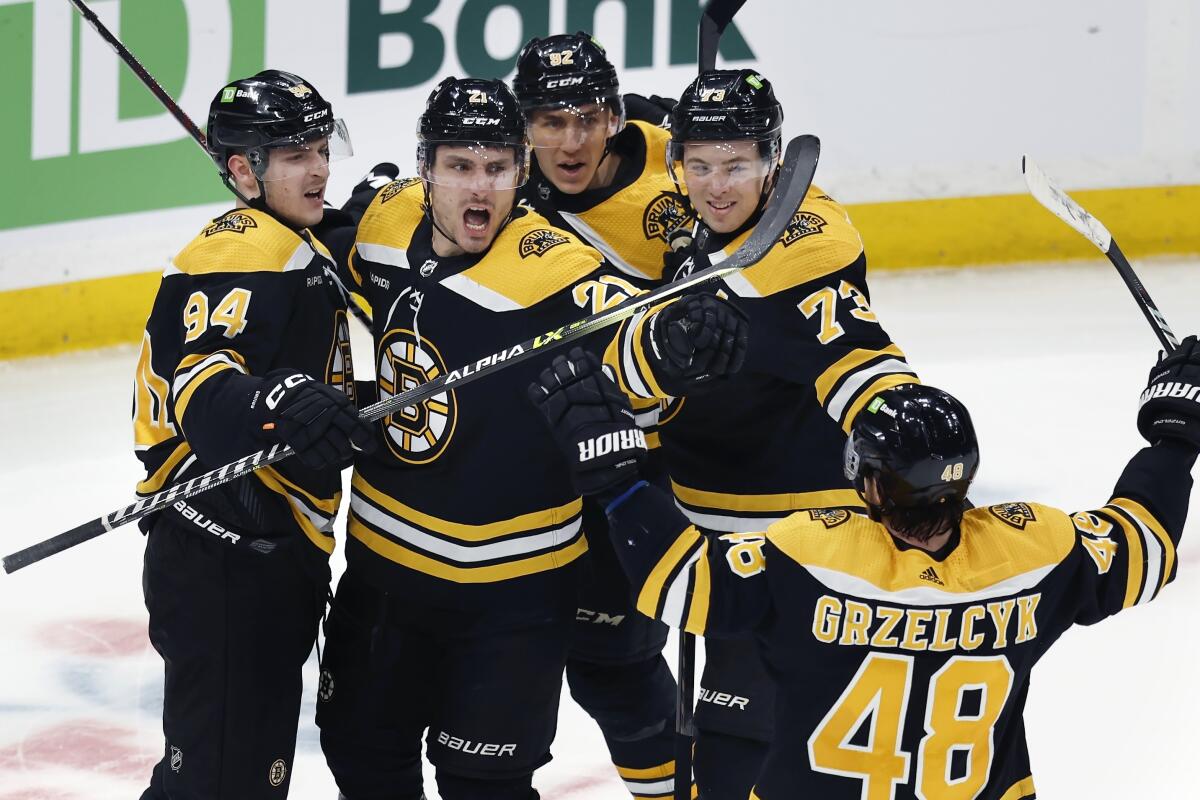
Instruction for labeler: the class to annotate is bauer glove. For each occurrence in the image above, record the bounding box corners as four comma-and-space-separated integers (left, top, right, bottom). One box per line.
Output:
647, 292, 749, 396
1137, 334, 1200, 449
251, 370, 376, 470
529, 348, 647, 496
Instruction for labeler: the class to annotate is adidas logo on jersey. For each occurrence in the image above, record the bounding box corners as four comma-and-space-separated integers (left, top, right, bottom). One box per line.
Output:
919, 566, 944, 586
1140, 381, 1200, 404
577, 430, 647, 462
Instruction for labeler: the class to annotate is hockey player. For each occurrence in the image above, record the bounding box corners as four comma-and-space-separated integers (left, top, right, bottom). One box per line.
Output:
314, 77, 745, 800
601, 69, 920, 797
530, 341, 1199, 800
134, 70, 373, 799
512, 32, 692, 796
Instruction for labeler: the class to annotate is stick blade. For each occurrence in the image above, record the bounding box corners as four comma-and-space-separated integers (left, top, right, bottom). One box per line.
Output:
1022, 155, 1113, 253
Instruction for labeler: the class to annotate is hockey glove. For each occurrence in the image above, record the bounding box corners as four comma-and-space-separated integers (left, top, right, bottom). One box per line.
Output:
1138, 334, 1200, 449
623, 93, 677, 127
647, 293, 749, 396
251, 370, 376, 471
528, 348, 647, 497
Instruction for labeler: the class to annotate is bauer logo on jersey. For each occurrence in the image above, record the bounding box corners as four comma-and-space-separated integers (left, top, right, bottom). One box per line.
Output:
989, 501, 1038, 530
808, 508, 851, 529
519, 229, 570, 258
380, 177, 421, 204
781, 210, 827, 247
203, 212, 258, 237
377, 329, 457, 464
642, 191, 692, 243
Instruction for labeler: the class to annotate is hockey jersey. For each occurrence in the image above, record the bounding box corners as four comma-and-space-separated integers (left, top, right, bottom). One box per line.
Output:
603, 441, 1194, 799
342, 178, 637, 607
133, 207, 355, 555
605, 186, 919, 530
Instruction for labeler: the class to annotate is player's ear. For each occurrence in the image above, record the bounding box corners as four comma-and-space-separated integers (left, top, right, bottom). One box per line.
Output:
227, 153, 261, 199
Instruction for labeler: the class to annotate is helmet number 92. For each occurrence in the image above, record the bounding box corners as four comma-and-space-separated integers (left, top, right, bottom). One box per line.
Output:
940, 463, 965, 481
548, 50, 575, 66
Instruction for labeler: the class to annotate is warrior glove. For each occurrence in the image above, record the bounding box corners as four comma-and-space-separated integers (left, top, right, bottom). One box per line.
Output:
252, 370, 376, 470
529, 348, 647, 497
1138, 334, 1200, 450
647, 292, 749, 396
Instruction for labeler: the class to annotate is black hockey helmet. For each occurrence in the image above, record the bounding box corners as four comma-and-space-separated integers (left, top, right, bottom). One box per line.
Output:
843, 384, 979, 515
513, 32, 625, 129
417, 77, 531, 190
206, 69, 351, 182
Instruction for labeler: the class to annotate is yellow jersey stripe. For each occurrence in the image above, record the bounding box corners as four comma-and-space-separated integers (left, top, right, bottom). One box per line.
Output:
353, 473, 581, 541
631, 305, 670, 399
1103, 506, 1146, 609
1110, 497, 1175, 595
616, 761, 675, 780
263, 466, 340, 516
998, 775, 1037, 800
839, 371, 921, 434
349, 517, 587, 582
604, 317, 640, 397
814, 344, 907, 405
135, 441, 193, 496
174, 362, 237, 423
671, 480, 862, 514
637, 527, 703, 622
256, 468, 336, 555
684, 539, 712, 636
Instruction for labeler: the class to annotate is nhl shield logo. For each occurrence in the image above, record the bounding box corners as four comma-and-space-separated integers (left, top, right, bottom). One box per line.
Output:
989, 502, 1037, 530
519, 229, 570, 258
780, 210, 827, 247
380, 177, 421, 204
269, 759, 288, 787
642, 192, 692, 243
808, 508, 851, 529
203, 211, 258, 237
169, 745, 183, 773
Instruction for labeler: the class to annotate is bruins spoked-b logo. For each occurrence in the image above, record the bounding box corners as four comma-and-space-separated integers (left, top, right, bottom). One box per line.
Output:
989, 502, 1037, 530
808, 508, 851, 529
642, 192, 693, 243
268, 759, 288, 787
203, 211, 258, 237
377, 329, 457, 464
781, 210, 827, 247
519, 228, 570, 258
380, 177, 422, 204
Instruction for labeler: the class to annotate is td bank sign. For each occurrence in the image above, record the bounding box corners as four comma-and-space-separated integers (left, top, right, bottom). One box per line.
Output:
2, 0, 750, 232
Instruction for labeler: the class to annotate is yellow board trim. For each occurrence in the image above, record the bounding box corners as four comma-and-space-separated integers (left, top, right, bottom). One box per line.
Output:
671, 480, 862, 514
348, 516, 587, 582
7, 184, 1200, 360
616, 760, 675, 780
353, 473, 581, 541
1110, 497, 1175, 594
636, 526, 703, 621
997, 775, 1037, 800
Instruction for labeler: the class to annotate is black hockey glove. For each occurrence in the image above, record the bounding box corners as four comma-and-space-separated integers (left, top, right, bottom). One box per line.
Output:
646, 293, 749, 396
623, 93, 677, 127
528, 348, 647, 497
1138, 334, 1200, 449
251, 370, 376, 471
345, 162, 401, 219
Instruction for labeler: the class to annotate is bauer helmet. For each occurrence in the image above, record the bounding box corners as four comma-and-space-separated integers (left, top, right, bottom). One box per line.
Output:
513, 32, 625, 137
417, 77, 531, 191
206, 70, 351, 184
843, 384, 979, 532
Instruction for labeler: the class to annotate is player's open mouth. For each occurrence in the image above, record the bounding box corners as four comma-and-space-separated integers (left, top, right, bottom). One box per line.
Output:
558, 162, 586, 177
708, 200, 734, 213
304, 187, 325, 202
463, 206, 491, 233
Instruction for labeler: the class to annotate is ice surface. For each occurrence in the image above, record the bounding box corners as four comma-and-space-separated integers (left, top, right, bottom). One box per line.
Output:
1, 258, 1197, 798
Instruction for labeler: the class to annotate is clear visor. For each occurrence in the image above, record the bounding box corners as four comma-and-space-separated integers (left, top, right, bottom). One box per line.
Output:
420, 141, 531, 191
526, 100, 624, 149
253, 118, 353, 182
667, 133, 780, 191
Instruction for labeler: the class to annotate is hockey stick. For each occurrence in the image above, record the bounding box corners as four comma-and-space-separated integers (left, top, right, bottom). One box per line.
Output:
699, 0, 750, 72
64, 0, 373, 329
1022, 157, 1179, 352
1, 135, 820, 575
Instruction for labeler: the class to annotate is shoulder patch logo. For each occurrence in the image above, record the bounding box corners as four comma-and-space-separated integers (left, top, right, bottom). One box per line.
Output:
203, 212, 258, 237
520, 228, 570, 258
643, 192, 693, 243
380, 177, 422, 204
919, 566, 945, 585
988, 502, 1037, 530
808, 508, 850, 529
780, 210, 827, 247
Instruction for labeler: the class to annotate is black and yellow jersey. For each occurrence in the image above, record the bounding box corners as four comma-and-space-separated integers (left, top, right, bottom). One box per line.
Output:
605, 186, 919, 530
521, 120, 693, 283
602, 441, 1195, 799
132, 207, 355, 556
342, 178, 638, 606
